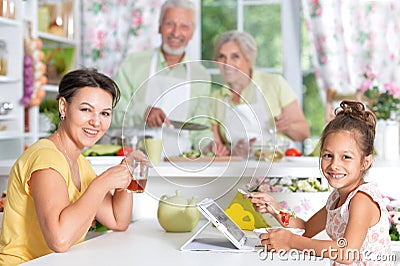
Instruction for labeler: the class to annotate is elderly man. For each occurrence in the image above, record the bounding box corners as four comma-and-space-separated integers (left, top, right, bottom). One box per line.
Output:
111, 0, 211, 158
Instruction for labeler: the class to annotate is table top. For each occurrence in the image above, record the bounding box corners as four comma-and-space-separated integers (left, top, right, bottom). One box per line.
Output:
22, 219, 329, 266
3, 156, 399, 197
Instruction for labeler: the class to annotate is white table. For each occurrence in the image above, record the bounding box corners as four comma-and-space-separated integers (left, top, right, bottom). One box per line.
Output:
3, 157, 399, 265
21, 219, 330, 266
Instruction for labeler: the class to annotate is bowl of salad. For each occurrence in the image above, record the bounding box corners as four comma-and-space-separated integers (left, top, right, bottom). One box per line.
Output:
251, 140, 289, 162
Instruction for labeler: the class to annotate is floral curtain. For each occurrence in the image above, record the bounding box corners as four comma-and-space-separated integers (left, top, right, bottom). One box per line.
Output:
302, 0, 400, 102
81, 0, 163, 77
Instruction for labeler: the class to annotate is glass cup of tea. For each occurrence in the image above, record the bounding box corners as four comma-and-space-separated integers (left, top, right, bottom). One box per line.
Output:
126, 160, 149, 193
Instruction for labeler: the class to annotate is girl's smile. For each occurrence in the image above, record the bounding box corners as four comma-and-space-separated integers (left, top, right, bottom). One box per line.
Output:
320, 130, 371, 194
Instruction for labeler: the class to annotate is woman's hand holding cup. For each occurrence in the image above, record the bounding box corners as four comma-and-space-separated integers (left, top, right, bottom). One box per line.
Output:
123, 150, 150, 193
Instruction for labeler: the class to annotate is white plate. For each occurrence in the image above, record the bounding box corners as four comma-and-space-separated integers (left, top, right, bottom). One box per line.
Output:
253, 227, 305, 237
285, 156, 319, 163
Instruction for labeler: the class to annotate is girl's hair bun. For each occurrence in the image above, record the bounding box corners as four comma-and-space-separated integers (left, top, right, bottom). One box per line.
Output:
335, 100, 376, 132
320, 100, 376, 163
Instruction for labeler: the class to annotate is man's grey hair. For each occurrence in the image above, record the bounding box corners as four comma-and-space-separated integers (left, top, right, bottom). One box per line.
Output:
214, 30, 258, 66
159, 0, 197, 29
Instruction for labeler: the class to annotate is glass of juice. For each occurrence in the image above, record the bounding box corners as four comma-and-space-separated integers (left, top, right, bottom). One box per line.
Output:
126, 160, 149, 193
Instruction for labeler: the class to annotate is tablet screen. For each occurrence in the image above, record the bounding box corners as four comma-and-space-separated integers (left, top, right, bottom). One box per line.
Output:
203, 201, 245, 243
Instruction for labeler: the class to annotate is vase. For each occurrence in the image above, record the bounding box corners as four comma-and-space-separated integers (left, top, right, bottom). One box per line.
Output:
374, 119, 385, 159
383, 120, 399, 161
375, 119, 399, 160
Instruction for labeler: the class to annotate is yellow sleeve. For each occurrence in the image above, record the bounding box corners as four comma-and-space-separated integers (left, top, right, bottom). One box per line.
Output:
23, 147, 69, 195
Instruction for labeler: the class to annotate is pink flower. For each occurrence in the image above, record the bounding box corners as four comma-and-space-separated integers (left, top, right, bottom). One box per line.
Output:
132, 9, 142, 23
383, 195, 397, 201
387, 205, 395, 211
359, 79, 372, 93
270, 186, 282, 192
315, 7, 323, 16
359, 71, 400, 119
96, 30, 107, 42
115, 41, 121, 52
258, 184, 271, 193
364, 72, 377, 79
320, 55, 327, 64
384, 82, 400, 98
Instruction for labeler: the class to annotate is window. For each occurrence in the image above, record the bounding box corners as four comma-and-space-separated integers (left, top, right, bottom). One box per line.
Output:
195, 0, 324, 137
201, 0, 283, 70
199, 0, 301, 98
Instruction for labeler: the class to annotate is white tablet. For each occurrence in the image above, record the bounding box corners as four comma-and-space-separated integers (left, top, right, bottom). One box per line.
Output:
197, 198, 247, 249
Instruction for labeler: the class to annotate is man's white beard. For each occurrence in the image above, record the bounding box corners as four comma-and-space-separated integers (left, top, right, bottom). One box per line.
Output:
162, 43, 187, 56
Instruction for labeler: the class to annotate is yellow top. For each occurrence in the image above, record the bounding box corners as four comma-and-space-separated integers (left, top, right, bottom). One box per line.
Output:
0, 139, 96, 265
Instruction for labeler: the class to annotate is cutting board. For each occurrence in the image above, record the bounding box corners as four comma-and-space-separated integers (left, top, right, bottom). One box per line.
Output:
164, 156, 242, 162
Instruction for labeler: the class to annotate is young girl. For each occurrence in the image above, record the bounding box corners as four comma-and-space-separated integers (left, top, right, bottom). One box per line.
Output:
246, 100, 392, 265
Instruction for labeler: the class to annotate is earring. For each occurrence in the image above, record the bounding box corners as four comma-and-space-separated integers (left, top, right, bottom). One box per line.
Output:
60, 114, 65, 120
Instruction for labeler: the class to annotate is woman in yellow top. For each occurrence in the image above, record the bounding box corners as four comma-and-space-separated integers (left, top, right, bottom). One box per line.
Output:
0, 68, 146, 265
208, 30, 310, 156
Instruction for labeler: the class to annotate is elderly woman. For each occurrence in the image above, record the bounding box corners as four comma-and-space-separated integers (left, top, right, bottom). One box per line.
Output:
208, 30, 310, 156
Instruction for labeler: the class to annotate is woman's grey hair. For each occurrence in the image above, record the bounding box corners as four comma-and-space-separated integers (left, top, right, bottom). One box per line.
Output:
214, 30, 258, 66
159, 0, 197, 30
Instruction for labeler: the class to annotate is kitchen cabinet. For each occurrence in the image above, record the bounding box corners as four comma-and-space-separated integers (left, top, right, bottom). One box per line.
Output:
30, 0, 81, 139
0, 0, 80, 167
0, 2, 24, 161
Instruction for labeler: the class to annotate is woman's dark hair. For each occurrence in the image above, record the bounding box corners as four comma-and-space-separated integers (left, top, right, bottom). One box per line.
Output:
56, 68, 120, 108
320, 100, 376, 160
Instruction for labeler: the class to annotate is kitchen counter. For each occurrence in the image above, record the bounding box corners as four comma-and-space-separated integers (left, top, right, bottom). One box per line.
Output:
21, 218, 329, 266
2, 156, 399, 181
89, 156, 400, 221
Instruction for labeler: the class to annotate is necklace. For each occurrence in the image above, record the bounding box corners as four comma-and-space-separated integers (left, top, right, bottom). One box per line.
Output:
56, 131, 81, 191
56, 131, 74, 168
